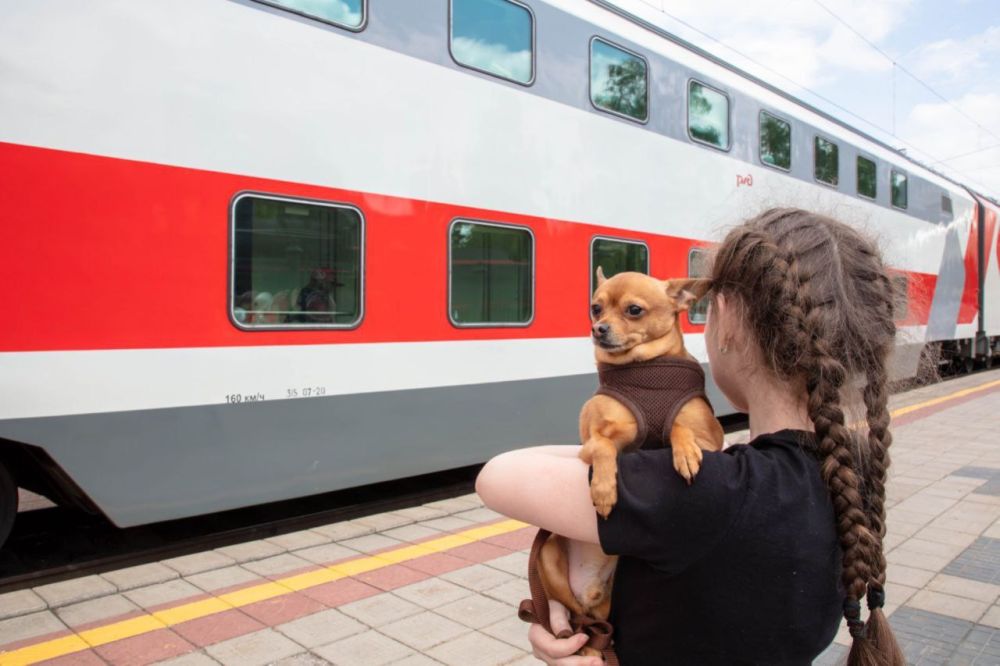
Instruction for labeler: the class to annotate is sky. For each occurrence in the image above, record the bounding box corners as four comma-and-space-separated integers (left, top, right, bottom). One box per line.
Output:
611, 0, 1000, 198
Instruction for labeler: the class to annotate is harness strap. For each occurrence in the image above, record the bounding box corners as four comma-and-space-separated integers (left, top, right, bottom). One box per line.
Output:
518, 528, 620, 665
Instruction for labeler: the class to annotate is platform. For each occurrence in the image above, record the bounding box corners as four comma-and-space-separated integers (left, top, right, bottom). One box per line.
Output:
1, 370, 999, 666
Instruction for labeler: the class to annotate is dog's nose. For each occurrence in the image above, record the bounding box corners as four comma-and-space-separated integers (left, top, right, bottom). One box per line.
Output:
593, 323, 610, 338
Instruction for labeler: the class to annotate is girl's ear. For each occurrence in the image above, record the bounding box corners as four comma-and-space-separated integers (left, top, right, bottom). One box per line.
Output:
663, 278, 711, 311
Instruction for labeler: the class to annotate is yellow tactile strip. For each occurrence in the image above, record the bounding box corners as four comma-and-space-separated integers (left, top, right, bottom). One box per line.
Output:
0, 519, 527, 665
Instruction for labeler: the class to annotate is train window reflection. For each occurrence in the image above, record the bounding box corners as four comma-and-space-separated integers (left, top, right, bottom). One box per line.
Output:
451, 0, 533, 85
231, 195, 363, 329
590, 38, 648, 122
591, 237, 649, 293
857, 156, 877, 199
450, 221, 533, 326
814, 137, 839, 186
253, 0, 364, 29
759, 111, 791, 170
688, 81, 730, 150
687, 247, 711, 325
892, 171, 908, 209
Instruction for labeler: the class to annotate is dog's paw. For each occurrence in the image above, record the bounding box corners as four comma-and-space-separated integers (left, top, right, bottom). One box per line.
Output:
673, 443, 703, 484
590, 480, 617, 518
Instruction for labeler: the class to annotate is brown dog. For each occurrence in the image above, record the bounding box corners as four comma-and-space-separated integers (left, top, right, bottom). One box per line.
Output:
536, 269, 725, 648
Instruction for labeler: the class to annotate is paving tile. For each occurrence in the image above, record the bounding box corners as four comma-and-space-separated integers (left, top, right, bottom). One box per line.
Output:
388, 654, 443, 666
338, 592, 422, 627
503, 655, 542, 666
338, 533, 405, 554
440, 564, 517, 592
981, 605, 1000, 629
294, 543, 360, 566
155, 651, 223, 665
951, 624, 1000, 664
424, 497, 482, 514
185, 565, 263, 594
914, 526, 980, 549
55, 593, 141, 629
886, 545, 953, 572
269, 654, 331, 666
402, 553, 471, 576
101, 562, 179, 592
451, 508, 503, 524
379, 610, 469, 650
392, 578, 473, 609
483, 551, 529, 577
887, 563, 937, 588
0, 610, 67, 646
275, 608, 366, 648
889, 606, 973, 665
448, 542, 512, 564
480, 614, 532, 651
381, 524, 444, 543
484, 528, 536, 552
173, 608, 264, 647
434, 594, 512, 629
125, 579, 205, 611
927, 573, 1000, 604
0, 588, 47, 620
355, 563, 430, 591
163, 552, 237, 577
34, 648, 108, 665
354, 512, 414, 532
34, 575, 117, 608
425, 630, 525, 666
299, 578, 380, 608
242, 553, 312, 579
214, 540, 285, 564
204, 628, 303, 666
310, 521, 374, 541
418, 517, 478, 533
95, 628, 194, 666
266, 530, 331, 551
390, 506, 448, 521
943, 536, 1000, 584
312, 629, 413, 666
907, 589, 990, 622
481, 579, 530, 607
241, 592, 326, 627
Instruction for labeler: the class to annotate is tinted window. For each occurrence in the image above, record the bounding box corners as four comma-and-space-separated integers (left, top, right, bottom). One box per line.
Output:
591, 238, 649, 293
857, 156, 877, 199
451, 0, 532, 84
450, 221, 533, 325
815, 137, 839, 186
891, 171, 908, 209
688, 248, 711, 325
254, 0, 363, 28
942, 195, 953, 214
760, 112, 791, 169
590, 38, 648, 122
688, 81, 729, 149
232, 196, 362, 328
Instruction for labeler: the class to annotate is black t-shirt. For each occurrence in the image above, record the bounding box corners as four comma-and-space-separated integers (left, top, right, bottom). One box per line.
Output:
596, 430, 842, 665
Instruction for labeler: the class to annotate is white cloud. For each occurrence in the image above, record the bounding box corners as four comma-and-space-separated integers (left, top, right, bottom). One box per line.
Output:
910, 25, 1000, 82
451, 37, 531, 83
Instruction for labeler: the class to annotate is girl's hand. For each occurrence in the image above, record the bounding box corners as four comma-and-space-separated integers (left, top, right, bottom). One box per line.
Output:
528, 624, 603, 665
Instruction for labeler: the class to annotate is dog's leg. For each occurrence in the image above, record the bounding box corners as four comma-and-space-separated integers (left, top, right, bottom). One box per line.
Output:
579, 397, 637, 518
670, 398, 725, 483
538, 534, 586, 618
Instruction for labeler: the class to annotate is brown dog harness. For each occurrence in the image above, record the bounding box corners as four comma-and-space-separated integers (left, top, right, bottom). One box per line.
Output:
518, 528, 620, 665
518, 357, 711, 662
596, 356, 711, 450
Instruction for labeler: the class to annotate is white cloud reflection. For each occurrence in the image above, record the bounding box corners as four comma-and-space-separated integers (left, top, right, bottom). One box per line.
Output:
272, 0, 362, 27
452, 36, 531, 83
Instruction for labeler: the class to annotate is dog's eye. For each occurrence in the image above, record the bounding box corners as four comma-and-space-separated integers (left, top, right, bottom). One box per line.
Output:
626, 305, 644, 316
590, 304, 602, 317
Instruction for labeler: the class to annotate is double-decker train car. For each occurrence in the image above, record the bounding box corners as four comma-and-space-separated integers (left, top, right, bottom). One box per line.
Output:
0, 0, 997, 548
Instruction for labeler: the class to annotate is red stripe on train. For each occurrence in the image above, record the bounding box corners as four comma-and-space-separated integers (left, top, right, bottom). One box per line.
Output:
0, 142, 933, 352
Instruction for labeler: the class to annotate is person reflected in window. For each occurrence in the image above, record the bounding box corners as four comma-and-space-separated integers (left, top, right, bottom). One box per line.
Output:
296, 268, 337, 323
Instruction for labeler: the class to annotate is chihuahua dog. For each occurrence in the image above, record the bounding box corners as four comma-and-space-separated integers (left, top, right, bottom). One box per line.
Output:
535, 268, 725, 643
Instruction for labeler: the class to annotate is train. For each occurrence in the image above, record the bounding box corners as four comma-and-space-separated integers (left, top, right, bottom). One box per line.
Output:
1, 0, 998, 550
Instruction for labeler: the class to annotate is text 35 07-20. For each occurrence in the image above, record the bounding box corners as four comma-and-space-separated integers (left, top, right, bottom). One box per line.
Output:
286, 387, 328, 399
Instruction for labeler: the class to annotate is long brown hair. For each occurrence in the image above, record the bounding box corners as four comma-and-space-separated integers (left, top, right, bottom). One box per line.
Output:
710, 208, 904, 666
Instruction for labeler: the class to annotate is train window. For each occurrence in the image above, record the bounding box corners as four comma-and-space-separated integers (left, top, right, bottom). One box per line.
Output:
231, 194, 363, 329
892, 275, 909, 320
590, 237, 649, 293
449, 220, 534, 326
759, 111, 791, 170
942, 195, 953, 214
857, 156, 877, 199
687, 247, 711, 325
814, 137, 839, 186
252, 0, 364, 30
891, 171, 908, 209
450, 0, 533, 85
590, 37, 648, 122
688, 81, 730, 150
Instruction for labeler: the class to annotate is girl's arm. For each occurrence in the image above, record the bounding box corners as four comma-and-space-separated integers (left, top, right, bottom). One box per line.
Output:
475, 445, 600, 544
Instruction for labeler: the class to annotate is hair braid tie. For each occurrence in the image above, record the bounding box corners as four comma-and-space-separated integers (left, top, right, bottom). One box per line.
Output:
866, 583, 886, 610
843, 597, 865, 638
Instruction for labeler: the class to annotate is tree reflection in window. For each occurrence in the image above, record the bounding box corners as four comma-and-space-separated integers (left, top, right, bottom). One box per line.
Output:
590, 38, 647, 122
891, 171, 908, 209
257, 0, 363, 28
591, 238, 648, 293
450, 222, 533, 325
857, 156, 877, 199
451, 0, 532, 84
760, 112, 791, 169
688, 81, 729, 149
815, 137, 839, 186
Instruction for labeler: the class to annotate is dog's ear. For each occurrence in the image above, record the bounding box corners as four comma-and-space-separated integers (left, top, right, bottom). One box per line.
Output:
595, 265, 607, 287
664, 278, 711, 312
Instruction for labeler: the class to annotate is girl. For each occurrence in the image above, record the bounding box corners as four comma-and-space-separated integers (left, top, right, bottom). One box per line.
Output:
476, 208, 905, 665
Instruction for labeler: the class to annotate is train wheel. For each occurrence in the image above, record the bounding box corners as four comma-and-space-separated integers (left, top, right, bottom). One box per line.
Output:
0, 459, 17, 549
